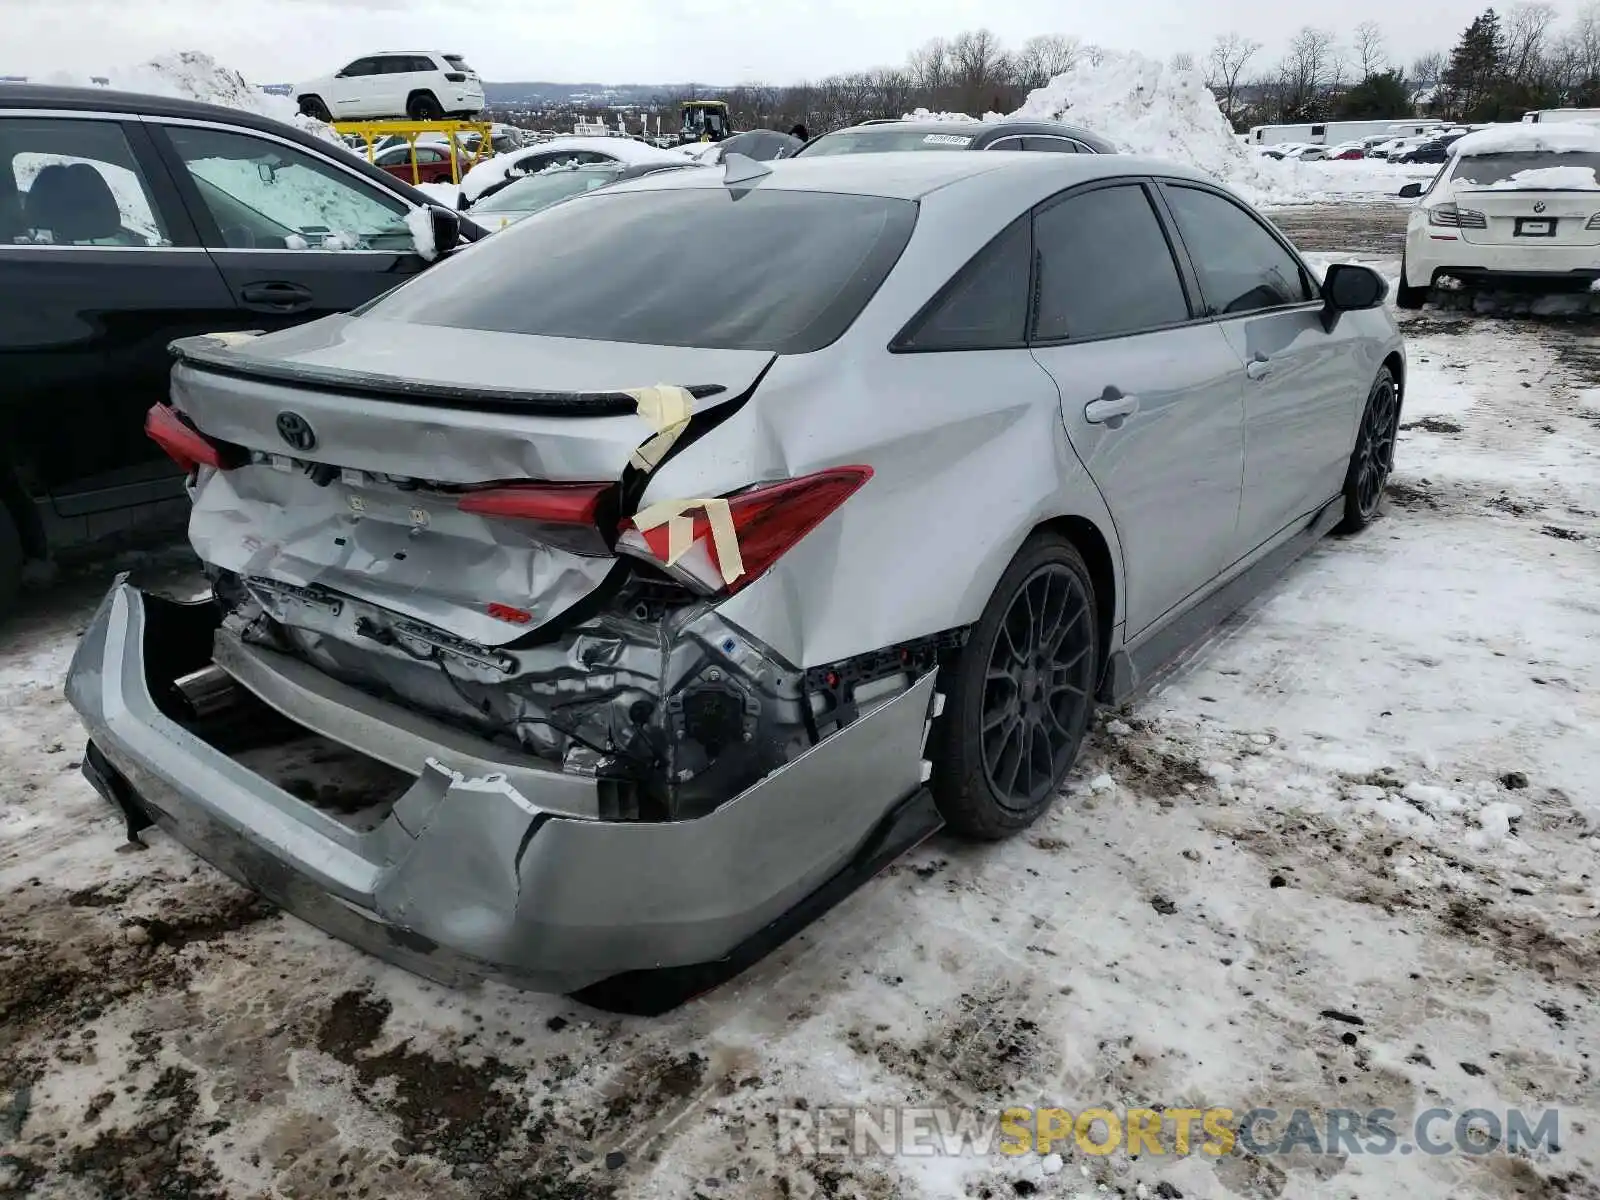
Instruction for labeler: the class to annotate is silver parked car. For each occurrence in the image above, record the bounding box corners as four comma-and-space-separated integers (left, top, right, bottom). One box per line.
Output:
66, 152, 1404, 1012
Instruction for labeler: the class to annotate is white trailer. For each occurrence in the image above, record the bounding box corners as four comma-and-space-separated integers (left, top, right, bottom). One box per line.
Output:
1248, 118, 1444, 146
1521, 108, 1600, 124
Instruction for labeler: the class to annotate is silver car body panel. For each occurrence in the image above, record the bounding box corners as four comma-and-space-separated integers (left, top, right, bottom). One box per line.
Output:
65, 152, 1404, 998
68, 583, 937, 993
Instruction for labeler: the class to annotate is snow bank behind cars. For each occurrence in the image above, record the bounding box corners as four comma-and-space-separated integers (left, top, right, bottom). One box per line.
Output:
33, 51, 343, 146
1001, 52, 1427, 205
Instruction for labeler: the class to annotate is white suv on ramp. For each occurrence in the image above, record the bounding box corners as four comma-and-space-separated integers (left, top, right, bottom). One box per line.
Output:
296, 53, 485, 123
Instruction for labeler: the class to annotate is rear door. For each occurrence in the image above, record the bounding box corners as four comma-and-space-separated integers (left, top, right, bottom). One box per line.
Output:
1026, 180, 1247, 638
148, 119, 432, 327
1158, 181, 1357, 558
0, 110, 237, 520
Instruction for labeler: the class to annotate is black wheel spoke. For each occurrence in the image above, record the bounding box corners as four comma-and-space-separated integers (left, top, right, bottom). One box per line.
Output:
979, 560, 1096, 811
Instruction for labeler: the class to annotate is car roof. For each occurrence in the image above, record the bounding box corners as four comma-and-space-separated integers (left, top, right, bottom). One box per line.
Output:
0, 84, 466, 223
816, 118, 1116, 153
606, 149, 1214, 202
0, 83, 299, 129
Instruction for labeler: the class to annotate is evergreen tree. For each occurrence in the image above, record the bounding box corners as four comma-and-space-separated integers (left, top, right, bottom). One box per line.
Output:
1440, 9, 1504, 119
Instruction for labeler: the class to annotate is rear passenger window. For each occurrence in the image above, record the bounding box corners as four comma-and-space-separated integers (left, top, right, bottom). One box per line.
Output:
0, 117, 169, 246
1024, 137, 1078, 153
896, 218, 1031, 350
1161, 185, 1313, 315
1031, 184, 1190, 341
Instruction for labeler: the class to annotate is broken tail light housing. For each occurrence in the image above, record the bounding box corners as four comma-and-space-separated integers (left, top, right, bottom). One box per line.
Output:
456, 480, 615, 556
145, 403, 244, 474
615, 466, 873, 596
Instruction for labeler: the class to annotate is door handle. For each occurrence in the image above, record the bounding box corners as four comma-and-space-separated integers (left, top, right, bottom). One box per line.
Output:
1084, 387, 1140, 427
1246, 356, 1273, 381
239, 281, 314, 313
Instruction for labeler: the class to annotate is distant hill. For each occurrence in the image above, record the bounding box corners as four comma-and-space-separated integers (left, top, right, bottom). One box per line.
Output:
485, 81, 722, 107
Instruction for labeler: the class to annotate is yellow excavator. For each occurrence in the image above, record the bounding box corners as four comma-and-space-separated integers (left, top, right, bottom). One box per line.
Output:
679, 100, 730, 144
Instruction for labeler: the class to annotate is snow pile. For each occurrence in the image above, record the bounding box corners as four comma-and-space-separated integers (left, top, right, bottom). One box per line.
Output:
901, 108, 992, 123
38, 51, 340, 145
1005, 52, 1300, 202
1000, 52, 1430, 205
1452, 122, 1600, 157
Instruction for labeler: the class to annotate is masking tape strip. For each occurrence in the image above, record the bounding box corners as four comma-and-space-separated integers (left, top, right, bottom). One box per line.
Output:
632, 497, 745, 586
624, 384, 694, 472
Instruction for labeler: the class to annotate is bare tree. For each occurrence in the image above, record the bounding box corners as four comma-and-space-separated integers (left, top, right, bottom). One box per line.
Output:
1205, 32, 1262, 122
1410, 51, 1445, 88
907, 37, 951, 100
1279, 26, 1341, 119
1013, 33, 1081, 91
948, 28, 1014, 112
1503, 1, 1559, 84
1170, 51, 1197, 73
1354, 21, 1388, 79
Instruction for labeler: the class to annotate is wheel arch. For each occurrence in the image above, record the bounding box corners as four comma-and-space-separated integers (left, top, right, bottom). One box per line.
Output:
1028, 514, 1118, 694
1382, 349, 1405, 411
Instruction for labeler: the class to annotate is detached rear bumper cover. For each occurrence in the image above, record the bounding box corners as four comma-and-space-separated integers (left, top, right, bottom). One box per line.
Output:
66, 581, 938, 999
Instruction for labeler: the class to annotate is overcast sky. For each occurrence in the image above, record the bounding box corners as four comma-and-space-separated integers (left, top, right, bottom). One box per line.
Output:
2, 0, 1583, 84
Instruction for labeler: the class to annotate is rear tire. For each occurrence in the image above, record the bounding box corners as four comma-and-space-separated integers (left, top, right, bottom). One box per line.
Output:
1396, 253, 1428, 310
0, 504, 22, 622
1335, 367, 1400, 534
407, 92, 444, 121
929, 533, 1099, 840
297, 95, 331, 122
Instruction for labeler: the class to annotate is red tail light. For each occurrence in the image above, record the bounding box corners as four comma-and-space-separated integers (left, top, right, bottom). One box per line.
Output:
456, 481, 614, 556
457, 482, 609, 524
619, 466, 873, 595
145, 403, 238, 473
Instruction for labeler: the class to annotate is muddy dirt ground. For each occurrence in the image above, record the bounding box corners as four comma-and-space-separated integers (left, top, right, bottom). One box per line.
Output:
2, 207, 1598, 1200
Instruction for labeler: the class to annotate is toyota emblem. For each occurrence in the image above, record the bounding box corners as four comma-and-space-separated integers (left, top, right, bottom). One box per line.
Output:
276, 411, 316, 452
1534, 201, 1547, 213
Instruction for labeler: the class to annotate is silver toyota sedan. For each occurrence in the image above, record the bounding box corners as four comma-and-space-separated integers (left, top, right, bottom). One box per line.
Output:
67, 151, 1404, 1012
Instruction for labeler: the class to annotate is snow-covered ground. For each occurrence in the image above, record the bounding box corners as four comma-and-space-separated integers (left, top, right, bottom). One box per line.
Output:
1, 235, 1596, 1197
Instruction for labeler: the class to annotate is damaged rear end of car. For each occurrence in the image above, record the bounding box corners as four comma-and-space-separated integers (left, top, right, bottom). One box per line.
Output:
66, 177, 947, 1011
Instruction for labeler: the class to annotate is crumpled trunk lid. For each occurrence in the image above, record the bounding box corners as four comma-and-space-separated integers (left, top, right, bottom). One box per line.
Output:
170, 317, 772, 646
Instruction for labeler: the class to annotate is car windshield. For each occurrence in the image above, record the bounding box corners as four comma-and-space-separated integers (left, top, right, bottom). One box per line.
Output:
471, 166, 623, 213
362, 188, 919, 354
799, 127, 977, 155
1451, 151, 1600, 188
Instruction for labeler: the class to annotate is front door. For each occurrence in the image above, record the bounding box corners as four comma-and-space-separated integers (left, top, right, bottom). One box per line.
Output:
1025, 181, 1247, 638
150, 121, 433, 329
1159, 182, 1361, 558
0, 113, 238, 517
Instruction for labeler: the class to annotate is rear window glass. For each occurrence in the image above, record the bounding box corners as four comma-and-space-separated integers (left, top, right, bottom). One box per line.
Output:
444, 56, 474, 72
1451, 151, 1600, 188
799, 128, 976, 156
365, 188, 918, 353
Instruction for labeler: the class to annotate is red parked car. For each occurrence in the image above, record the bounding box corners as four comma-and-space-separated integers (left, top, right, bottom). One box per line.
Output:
374, 141, 462, 184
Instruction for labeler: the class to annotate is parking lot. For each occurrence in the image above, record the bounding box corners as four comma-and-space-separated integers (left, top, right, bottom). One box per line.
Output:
2, 205, 1598, 1200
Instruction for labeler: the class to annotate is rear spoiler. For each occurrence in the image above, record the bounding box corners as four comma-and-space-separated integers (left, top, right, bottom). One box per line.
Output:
168, 334, 728, 417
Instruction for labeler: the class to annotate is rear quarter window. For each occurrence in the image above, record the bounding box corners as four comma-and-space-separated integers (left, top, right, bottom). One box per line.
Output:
363, 187, 918, 353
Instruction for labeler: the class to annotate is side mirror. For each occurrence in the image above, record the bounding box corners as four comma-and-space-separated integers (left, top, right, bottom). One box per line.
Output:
1321, 262, 1388, 330
429, 205, 461, 256
257, 161, 277, 185
1398, 182, 1423, 198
